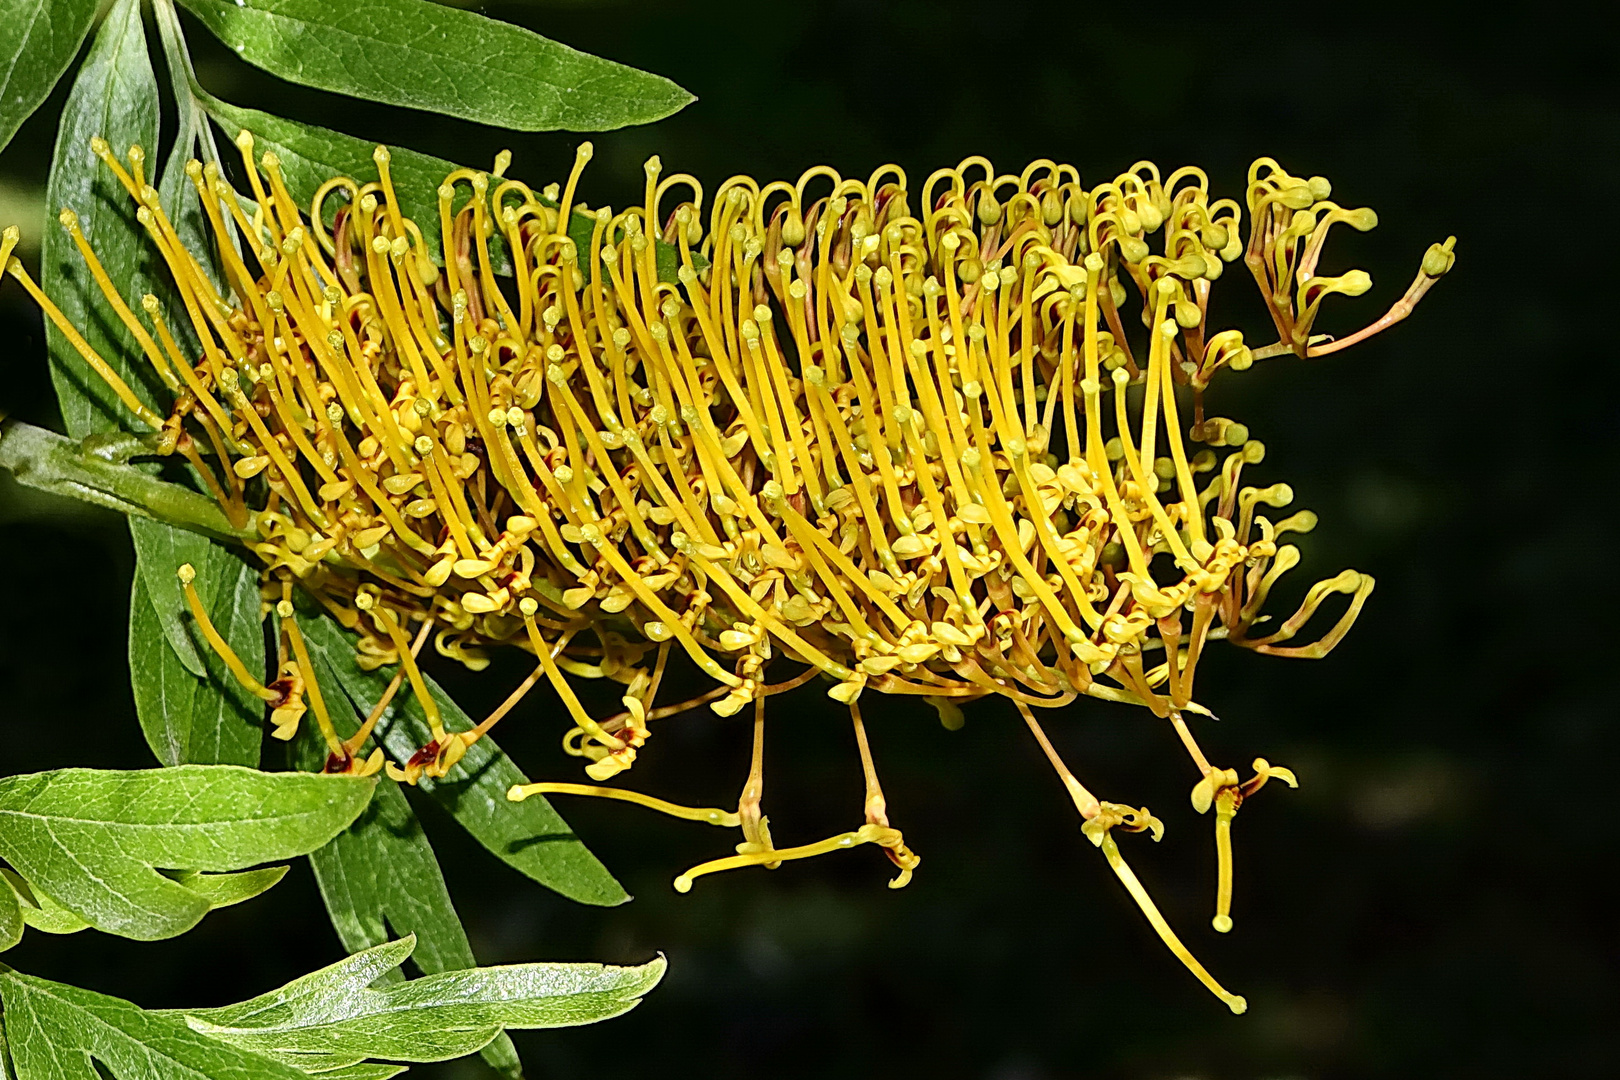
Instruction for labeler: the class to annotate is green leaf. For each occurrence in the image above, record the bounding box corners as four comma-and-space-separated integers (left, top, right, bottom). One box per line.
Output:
129, 521, 267, 766
0, 1013, 15, 1080
307, 1066, 405, 1080
302, 783, 524, 1079
0, 965, 310, 1080
0, 870, 89, 937
0, 939, 651, 1079
160, 867, 288, 910
0, 765, 372, 940
2, 866, 283, 950
131, 517, 208, 677
299, 786, 462, 975
41, 0, 166, 440
291, 690, 522, 1078
295, 610, 629, 907
0, 874, 21, 953
175, 0, 693, 132
171, 936, 664, 1071
291, 682, 480, 976
0, 0, 102, 155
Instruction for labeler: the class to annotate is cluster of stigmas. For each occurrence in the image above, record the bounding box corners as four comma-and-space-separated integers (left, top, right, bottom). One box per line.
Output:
1, 134, 1454, 1012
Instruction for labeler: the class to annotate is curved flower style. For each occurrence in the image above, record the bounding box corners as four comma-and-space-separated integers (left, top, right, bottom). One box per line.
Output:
1, 138, 1452, 1011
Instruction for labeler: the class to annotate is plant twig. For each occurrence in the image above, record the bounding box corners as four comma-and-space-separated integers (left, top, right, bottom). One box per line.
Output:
0, 418, 252, 542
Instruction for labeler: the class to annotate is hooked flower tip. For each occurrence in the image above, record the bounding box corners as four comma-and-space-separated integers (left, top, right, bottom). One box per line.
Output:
1422, 236, 1457, 277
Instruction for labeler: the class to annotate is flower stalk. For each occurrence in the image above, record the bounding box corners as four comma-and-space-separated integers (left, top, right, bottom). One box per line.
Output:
0, 417, 251, 542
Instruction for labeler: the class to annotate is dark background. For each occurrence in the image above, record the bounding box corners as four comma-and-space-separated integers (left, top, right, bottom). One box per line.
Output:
2, 1, 1615, 1077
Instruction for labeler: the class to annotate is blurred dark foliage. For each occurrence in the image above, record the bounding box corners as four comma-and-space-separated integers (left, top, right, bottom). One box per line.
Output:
1, 1, 1615, 1077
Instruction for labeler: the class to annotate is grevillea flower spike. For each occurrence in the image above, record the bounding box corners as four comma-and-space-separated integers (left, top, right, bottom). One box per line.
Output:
3, 136, 1452, 1012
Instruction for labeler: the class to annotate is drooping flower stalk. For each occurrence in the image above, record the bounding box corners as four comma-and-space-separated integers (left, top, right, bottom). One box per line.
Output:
2, 137, 1452, 1009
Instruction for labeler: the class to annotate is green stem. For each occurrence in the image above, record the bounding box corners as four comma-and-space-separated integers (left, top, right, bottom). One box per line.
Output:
0, 418, 252, 543
153, 0, 226, 167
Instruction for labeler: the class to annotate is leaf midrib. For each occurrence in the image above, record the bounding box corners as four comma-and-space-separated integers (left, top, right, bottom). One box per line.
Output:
0, 805, 337, 832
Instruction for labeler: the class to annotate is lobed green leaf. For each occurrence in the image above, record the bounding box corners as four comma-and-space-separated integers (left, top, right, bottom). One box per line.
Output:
2, 866, 282, 950
175, 0, 693, 132
290, 692, 522, 1076
160, 867, 288, 910
0, 870, 89, 937
0, 765, 372, 940
0, 0, 103, 155
0, 965, 309, 1080
171, 936, 664, 1070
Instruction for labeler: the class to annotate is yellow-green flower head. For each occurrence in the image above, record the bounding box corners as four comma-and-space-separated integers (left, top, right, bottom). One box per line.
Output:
2, 136, 1453, 1013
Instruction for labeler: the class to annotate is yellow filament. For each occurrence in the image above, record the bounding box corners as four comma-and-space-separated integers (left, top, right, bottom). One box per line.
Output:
370, 604, 445, 741
60, 215, 177, 389
1018, 702, 1099, 818
518, 606, 625, 749
672, 823, 901, 893
339, 619, 428, 759
508, 782, 740, 827
177, 568, 277, 701
347, 661, 406, 757
281, 609, 345, 756
6, 260, 162, 428
1097, 831, 1247, 1014
555, 142, 592, 236
1213, 790, 1236, 933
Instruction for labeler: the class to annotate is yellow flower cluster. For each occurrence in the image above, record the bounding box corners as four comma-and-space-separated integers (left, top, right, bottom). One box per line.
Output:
0, 136, 1452, 1011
